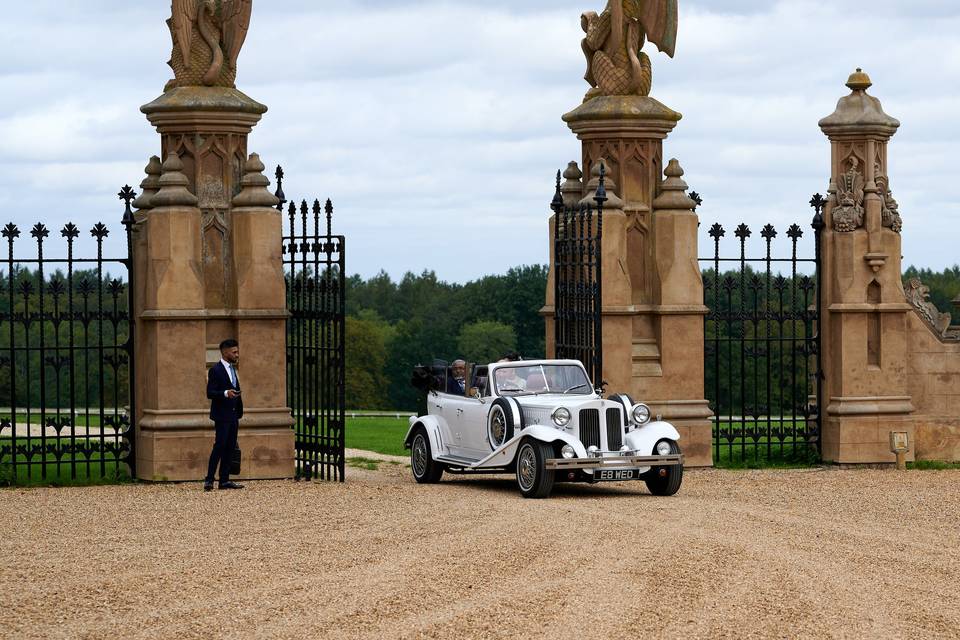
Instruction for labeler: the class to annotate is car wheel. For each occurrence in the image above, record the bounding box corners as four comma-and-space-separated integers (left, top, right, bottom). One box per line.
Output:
487, 398, 518, 449
515, 439, 555, 499
410, 427, 443, 484
645, 440, 683, 496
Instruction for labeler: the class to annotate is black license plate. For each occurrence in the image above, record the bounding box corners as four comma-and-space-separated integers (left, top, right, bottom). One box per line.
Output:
596, 468, 638, 481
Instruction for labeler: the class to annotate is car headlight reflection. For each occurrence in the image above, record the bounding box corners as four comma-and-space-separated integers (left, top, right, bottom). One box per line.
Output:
552, 407, 571, 427
631, 403, 651, 425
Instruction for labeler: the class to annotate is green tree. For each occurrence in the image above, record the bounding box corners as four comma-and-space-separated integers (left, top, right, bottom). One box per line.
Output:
345, 316, 390, 410
457, 321, 517, 365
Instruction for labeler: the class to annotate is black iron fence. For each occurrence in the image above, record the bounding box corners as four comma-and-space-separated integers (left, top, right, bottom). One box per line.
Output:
700, 196, 825, 464
0, 188, 136, 484
551, 168, 606, 387
276, 168, 346, 481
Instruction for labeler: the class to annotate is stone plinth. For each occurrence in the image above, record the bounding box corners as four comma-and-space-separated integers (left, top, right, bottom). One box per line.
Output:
134, 84, 293, 481
818, 70, 916, 464
546, 95, 712, 467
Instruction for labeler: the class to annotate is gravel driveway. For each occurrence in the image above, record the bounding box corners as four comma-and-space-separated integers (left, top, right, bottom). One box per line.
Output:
1, 460, 958, 639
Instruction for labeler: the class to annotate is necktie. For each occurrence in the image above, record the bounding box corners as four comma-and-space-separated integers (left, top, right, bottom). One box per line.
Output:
228, 364, 238, 388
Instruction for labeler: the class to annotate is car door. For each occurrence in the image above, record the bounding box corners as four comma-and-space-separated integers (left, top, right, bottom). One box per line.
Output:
428, 391, 460, 456
440, 394, 489, 460
457, 396, 493, 456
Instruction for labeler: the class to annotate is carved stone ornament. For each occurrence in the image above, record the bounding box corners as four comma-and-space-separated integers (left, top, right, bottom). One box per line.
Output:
875, 164, 903, 233
581, 0, 678, 100
904, 278, 952, 337
832, 156, 865, 232
165, 0, 253, 90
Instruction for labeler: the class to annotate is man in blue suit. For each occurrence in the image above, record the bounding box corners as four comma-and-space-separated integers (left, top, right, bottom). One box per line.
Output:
204, 339, 244, 491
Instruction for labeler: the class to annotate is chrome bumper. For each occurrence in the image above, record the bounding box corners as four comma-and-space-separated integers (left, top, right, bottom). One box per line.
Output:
545, 454, 684, 470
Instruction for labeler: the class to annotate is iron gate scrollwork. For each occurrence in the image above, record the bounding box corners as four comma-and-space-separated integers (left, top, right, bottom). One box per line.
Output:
551, 167, 606, 387
700, 195, 825, 464
0, 188, 137, 484
276, 167, 346, 482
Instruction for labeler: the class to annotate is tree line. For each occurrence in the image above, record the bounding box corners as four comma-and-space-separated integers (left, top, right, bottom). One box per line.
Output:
2, 262, 956, 414
346, 264, 960, 412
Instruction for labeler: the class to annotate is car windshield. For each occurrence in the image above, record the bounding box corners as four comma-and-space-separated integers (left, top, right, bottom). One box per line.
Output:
493, 364, 592, 396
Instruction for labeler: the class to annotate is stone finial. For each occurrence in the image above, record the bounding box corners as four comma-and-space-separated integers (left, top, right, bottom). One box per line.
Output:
846, 68, 872, 91
652, 158, 696, 211
580, 159, 624, 208
561, 161, 584, 207
165, 0, 253, 91
819, 68, 900, 135
233, 153, 281, 208
132, 156, 163, 211
150, 153, 198, 208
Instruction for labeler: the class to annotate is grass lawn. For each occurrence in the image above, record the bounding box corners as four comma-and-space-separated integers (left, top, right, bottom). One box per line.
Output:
908, 460, 960, 470
344, 417, 410, 457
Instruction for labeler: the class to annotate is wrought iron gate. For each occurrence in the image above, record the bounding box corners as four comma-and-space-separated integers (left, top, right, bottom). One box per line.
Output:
276, 168, 346, 481
551, 168, 606, 386
700, 195, 825, 464
0, 189, 136, 484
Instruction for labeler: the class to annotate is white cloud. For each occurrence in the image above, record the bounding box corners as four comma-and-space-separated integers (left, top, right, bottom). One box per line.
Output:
0, 0, 958, 281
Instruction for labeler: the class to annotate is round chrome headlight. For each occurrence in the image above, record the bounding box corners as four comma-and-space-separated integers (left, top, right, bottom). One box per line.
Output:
656, 440, 673, 456
587, 445, 599, 457
561, 444, 576, 459
552, 407, 571, 427
631, 403, 651, 425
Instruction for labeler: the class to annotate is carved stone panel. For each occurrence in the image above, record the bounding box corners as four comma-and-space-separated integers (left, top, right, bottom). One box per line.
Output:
832, 156, 865, 232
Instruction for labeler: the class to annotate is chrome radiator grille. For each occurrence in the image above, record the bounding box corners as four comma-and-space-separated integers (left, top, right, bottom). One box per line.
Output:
606, 408, 623, 450
579, 409, 601, 449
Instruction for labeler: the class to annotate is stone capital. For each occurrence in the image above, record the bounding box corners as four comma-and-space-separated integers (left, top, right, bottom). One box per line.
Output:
563, 95, 682, 140
819, 69, 899, 141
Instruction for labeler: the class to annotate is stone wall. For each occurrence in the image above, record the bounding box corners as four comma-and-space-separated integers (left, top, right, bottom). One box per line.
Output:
906, 312, 960, 460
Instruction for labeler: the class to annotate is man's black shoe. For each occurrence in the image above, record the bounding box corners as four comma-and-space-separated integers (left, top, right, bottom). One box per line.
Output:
218, 481, 244, 490
203, 480, 214, 492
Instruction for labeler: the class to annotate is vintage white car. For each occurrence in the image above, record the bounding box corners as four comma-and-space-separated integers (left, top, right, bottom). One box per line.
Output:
404, 359, 683, 498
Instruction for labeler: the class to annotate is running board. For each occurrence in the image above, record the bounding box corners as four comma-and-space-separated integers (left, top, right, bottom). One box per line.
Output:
435, 455, 482, 467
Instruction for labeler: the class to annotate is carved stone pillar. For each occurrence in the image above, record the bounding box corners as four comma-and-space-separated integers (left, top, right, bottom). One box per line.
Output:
134, 44, 293, 479
818, 69, 915, 464
552, 96, 711, 466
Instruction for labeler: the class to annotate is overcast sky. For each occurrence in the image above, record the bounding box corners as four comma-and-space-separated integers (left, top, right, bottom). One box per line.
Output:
1, 1, 958, 282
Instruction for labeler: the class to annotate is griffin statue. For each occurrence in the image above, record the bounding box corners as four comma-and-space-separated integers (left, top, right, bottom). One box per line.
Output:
165, 0, 253, 91
581, 0, 678, 100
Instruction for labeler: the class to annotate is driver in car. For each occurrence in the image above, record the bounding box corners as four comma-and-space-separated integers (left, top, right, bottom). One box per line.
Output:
495, 366, 527, 392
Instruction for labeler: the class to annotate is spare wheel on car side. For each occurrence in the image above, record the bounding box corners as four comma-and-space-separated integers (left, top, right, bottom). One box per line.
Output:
488, 396, 524, 449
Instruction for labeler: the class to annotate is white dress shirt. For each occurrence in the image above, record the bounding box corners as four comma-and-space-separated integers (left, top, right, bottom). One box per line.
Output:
221, 358, 239, 397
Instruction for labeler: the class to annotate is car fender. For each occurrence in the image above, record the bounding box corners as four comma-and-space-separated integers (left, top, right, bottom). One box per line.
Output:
404, 415, 446, 458
474, 425, 586, 468
625, 420, 681, 455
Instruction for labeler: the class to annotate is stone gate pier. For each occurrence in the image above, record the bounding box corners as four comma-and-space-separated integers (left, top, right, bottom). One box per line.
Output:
131, 3, 293, 480
818, 70, 960, 463
544, 1, 712, 467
